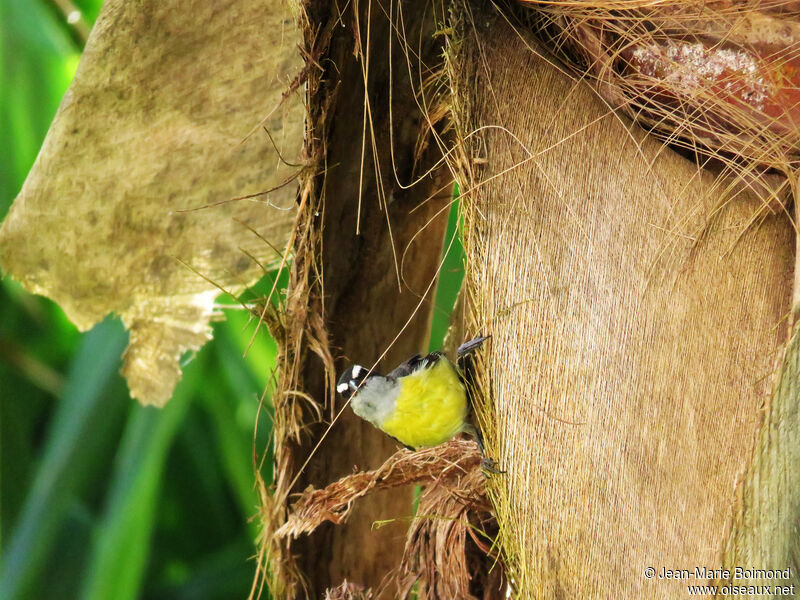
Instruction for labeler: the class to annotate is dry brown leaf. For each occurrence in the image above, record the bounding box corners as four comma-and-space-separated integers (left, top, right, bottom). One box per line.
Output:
0, 0, 303, 405
324, 580, 374, 600
276, 439, 505, 599
277, 439, 482, 540
396, 463, 503, 600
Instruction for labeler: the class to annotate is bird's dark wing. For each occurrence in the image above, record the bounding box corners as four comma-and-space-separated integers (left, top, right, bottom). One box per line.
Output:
422, 351, 444, 367
387, 354, 422, 379
387, 351, 443, 379
388, 339, 487, 381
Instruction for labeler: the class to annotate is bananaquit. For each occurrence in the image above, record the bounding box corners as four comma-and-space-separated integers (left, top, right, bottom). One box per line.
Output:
337, 336, 496, 465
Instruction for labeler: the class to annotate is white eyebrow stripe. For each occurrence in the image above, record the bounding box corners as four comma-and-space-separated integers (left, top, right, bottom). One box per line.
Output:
336, 382, 349, 393
352, 365, 364, 378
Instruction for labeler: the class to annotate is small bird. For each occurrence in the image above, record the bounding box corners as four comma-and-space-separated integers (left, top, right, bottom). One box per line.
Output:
337, 336, 499, 468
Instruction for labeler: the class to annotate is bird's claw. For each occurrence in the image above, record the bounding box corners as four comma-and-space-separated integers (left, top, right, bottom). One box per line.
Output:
480, 456, 506, 475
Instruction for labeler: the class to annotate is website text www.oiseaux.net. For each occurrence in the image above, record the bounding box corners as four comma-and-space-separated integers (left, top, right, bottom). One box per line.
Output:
643, 566, 795, 596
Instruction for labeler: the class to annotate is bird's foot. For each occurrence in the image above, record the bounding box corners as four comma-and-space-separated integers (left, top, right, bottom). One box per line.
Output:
480, 456, 506, 475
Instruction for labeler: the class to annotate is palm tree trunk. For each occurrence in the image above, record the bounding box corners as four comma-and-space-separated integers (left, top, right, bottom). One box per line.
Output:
450, 4, 796, 597
270, 0, 451, 596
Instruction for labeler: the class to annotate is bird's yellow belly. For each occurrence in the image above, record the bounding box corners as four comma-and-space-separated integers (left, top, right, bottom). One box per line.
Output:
380, 360, 467, 449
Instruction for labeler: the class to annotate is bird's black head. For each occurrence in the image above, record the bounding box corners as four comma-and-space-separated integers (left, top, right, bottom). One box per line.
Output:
336, 364, 370, 398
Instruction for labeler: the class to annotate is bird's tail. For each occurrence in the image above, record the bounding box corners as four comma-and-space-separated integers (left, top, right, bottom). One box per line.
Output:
456, 335, 490, 359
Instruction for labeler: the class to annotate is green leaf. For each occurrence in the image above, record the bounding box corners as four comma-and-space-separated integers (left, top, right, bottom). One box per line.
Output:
429, 195, 464, 351
0, 317, 128, 600
204, 322, 275, 526
0, 0, 81, 218
78, 358, 196, 600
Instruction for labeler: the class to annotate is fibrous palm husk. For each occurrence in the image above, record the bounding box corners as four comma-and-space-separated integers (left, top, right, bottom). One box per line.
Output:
258, 0, 456, 596
274, 439, 505, 599
521, 0, 800, 189
324, 580, 374, 600
445, 1, 796, 597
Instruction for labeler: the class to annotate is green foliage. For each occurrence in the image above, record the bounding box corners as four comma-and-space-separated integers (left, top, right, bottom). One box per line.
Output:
429, 197, 465, 352
0, 3, 275, 598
